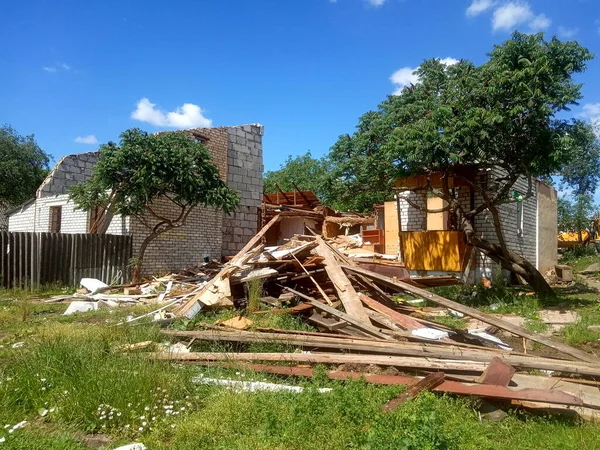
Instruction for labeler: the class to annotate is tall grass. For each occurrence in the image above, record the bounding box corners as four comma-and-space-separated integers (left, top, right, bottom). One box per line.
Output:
244, 279, 264, 313
0, 324, 198, 441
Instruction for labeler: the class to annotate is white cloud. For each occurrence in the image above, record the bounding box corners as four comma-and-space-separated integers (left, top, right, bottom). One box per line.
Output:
528, 13, 551, 31
492, 2, 533, 31
391, 57, 458, 95
131, 97, 213, 129
557, 25, 578, 38
439, 57, 459, 66
42, 62, 71, 73
74, 135, 98, 145
466, 0, 495, 17
491, 2, 551, 32
366, 0, 386, 6
581, 103, 600, 137
583, 103, 600, 117
390, 67, 419, 95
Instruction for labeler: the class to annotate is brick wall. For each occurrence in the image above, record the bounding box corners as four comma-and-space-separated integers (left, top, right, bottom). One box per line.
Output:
8, 193, 129, 234
8, 125, 264, 275
38, 153, 98, 197
129, 198, 223, 275
454, 168, 538, 280
397, 191, 427, 231
222, 124, 264, 256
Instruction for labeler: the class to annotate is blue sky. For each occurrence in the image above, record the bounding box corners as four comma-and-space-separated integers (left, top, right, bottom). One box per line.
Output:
1, 0, 600, 182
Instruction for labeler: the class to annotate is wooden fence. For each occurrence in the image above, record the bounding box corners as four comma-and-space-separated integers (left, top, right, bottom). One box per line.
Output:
0, 232, 132, 289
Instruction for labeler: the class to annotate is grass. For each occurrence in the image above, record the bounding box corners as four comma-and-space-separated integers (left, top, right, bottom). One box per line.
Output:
2, 287, 600, 448
244, 279, 264, 313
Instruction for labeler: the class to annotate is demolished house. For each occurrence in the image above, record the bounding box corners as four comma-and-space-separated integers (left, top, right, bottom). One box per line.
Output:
96, 210, 600, 421
386, 168, 558, 282
260, 171, 558, 285
7, 124, 264, 275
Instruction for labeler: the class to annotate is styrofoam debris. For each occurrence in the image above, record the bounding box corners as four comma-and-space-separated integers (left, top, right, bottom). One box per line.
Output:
141, 285, 157, 295
448, 309, 465, 318
98, 299, 119, 308
192, 375, 332, 393
468, 328, 513, 351
406, 299, 425, 305
63, 301, 99, 315
114, 444, 147, 450
167, 342, 190, 354
80, 278, 108, 294
411, 328, 450, 340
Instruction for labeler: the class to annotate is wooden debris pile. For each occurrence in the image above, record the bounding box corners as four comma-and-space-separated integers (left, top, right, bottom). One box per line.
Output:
151, 214, 600, 420
45, 262, 224, 317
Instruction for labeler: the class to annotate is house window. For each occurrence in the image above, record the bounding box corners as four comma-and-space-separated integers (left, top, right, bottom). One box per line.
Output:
88, 205, 105, 233
50, 206, 62, 233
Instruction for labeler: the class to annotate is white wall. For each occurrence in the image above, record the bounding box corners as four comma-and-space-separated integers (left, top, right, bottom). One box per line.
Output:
8, 194, 129, 235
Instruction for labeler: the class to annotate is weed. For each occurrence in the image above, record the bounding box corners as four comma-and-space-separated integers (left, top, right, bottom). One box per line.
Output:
524, 319, 550, 334
431, 315, 468, 330
244, 278, 264, 313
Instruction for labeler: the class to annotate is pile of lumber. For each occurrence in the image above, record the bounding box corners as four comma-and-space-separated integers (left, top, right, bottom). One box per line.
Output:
152, 214, 600, 419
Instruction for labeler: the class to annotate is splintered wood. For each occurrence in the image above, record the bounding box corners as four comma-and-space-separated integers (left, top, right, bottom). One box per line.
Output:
143, 212, 600, 420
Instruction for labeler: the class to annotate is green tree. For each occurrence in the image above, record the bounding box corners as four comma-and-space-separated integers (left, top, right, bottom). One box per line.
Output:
328, 32, 593, 294
0, 125, 50, 208
264, 152, 330, 202
70, 129, 239, 281
559, 120, 600, 240
558, 194, 596, 237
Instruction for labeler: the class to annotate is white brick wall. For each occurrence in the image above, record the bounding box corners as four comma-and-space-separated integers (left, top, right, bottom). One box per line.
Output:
8, 194, 129, 235
397, 191, 427, 231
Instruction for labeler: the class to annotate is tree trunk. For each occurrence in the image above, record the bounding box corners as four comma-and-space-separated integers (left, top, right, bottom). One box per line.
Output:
132, 232, 156, 283
132, 225, 173, 282
461, 216, 555, 297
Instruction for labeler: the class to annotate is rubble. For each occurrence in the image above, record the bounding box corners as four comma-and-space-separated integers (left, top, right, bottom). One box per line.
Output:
137, 213, 600, 420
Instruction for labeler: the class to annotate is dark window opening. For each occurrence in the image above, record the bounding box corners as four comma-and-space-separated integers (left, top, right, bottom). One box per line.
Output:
50, 206, 62, 233
88, 205, 106, 233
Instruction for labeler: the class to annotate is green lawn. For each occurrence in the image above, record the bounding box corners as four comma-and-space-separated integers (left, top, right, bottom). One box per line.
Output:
1, 287, 600, 449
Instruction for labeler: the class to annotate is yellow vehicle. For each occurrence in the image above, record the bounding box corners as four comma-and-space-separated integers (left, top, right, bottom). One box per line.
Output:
557, 214, 600, 249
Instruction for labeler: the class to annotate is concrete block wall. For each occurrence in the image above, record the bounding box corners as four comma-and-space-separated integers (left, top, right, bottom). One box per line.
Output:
222, 124, 264, 256
38, 153, 98, 197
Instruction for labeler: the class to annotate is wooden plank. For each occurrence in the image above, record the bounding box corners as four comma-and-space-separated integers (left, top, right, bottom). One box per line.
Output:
290, 252, 332, 306
149, 351, 488, 372
477, 356, 515, 386
201, 363, 590, 409
342, 264, 600, 364
314, 236, 370, 323
281, 285, 392, 340
159, 329, 600, 376
176, 214, 282, 318
359, 294, 422, 331
382, 373, 446, 411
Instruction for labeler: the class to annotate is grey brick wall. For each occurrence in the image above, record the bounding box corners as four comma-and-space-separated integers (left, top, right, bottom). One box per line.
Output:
454, 168, 538, 280
129, 197, 223, 275
37, 153, 98, 197
222, 124, 264, 256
